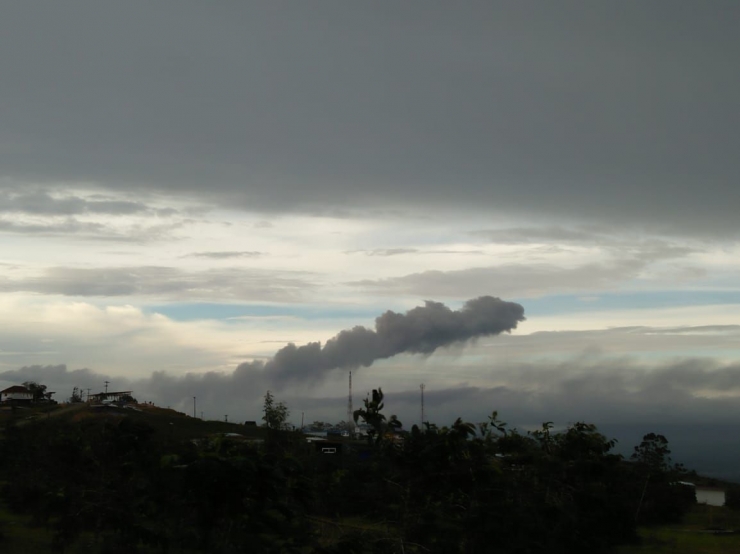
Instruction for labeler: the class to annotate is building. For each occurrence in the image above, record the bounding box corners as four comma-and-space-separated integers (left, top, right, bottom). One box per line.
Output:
0, 385, 34, 404
88, 391, 135, 403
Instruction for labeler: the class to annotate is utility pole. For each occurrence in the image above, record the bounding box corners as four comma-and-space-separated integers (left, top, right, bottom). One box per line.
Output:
86, 388, 91, 402
104, 381, 110, 394
301, 411, 304, 428
420, 383, 425, 427
224, 415, 228, 422
193, 396, 196, 418
347, 371, 355, 433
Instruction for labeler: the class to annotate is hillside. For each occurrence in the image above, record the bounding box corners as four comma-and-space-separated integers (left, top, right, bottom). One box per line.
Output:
0, 404, 725, 554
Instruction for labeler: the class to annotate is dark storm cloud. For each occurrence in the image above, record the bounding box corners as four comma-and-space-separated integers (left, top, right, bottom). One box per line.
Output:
236, 296, 525, 383
0, 266, 314, 301
1, 2, 738, 235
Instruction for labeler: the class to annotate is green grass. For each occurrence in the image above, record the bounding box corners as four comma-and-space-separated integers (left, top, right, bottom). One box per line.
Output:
0, 402, 67, 423
0, 502, 71, 554
18, 406, 740, 552
615, 505, 740, 554
119, 404, 269, 444
2, 402, 269, 442
0, 502, 198, 554
0, 403, 270, 553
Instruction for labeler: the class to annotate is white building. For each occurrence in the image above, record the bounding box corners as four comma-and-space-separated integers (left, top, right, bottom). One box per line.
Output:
0, 385, 34, 404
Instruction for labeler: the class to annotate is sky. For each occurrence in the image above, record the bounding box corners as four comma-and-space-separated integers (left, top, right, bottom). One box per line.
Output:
1, 2, 740, 478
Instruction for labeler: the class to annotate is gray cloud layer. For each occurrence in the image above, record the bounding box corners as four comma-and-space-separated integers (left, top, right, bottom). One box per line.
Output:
352, 242, 695, 298
0, 191, 148, 216
0, 217, 187, 242
0, 218, 109, 236
0, 266, 314, 302
1, 3, 738, 235
347, 248, 484, 257
185, 251, 264, 260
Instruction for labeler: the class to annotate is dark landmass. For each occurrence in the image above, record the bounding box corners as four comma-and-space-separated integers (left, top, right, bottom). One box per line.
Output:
0, 395, 724, 554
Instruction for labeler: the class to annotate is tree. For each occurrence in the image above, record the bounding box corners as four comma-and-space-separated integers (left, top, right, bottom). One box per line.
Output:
632, 432, 672, 471
631, 433, 693, 524
262, 390, 289, 429
725, 485, 740, 510
353, 388, 386, 443
69, 387, 84, 403
23, 381, 47, 402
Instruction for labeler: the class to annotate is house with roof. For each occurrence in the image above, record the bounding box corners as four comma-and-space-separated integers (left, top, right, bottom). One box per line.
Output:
0, 385, 34, 404
88, 391, 135, 404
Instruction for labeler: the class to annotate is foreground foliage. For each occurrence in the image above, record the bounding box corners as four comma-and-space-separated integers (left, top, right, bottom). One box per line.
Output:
0, 401, 696, 553
616, 503, 740, 554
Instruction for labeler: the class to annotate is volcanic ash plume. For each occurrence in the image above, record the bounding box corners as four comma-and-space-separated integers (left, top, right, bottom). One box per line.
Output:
239, 296, 525, 383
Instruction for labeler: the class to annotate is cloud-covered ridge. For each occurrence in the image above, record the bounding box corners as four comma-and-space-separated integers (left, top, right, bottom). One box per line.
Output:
6, 353, 740, 480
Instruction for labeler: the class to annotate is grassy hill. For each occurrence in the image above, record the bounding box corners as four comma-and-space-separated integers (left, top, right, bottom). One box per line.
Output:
1, 401, 266, 440
0, 402, 271, 553
616, 504, 740, 553
2, 403, 737, 553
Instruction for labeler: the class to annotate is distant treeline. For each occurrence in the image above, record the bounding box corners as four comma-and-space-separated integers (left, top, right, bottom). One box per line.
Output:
0, 390, 696, 554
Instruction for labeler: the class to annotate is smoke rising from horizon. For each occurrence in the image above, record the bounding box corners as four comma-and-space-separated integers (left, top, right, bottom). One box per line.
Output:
236, 296, 526, 384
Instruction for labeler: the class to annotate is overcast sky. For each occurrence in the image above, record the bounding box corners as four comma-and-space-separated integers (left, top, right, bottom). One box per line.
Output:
2, 2, 739, 478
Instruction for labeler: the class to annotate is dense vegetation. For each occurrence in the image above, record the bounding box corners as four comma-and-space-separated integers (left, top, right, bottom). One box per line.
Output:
0, 391, 696, 554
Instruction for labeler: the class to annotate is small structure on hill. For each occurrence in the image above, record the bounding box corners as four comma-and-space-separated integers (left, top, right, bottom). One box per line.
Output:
89, 391, 135, 404
314, 441, 342, 454
0, 384, 55, 404
0, 385, 34, 404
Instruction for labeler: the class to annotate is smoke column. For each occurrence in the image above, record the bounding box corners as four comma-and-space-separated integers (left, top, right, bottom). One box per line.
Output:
237, 296, 525, 384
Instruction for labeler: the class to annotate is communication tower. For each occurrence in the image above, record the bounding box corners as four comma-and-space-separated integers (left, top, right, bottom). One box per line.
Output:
347, 371, 355, 433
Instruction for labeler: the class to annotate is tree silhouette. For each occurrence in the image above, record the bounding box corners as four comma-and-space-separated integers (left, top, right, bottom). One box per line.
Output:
262, 390, 289, 429
22, 381, 47, 401
353, 388, 387, 443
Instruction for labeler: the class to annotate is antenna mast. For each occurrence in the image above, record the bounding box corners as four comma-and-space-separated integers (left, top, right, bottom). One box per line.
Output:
348, 371, 355, 433
420, 383, 425, 427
